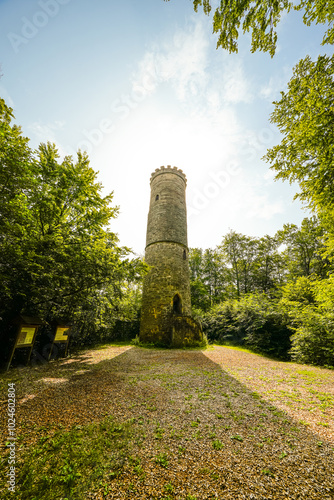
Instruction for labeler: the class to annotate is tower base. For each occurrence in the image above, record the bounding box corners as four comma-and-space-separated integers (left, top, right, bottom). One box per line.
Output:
171, 315, 204, 348
139, 313, 204, 348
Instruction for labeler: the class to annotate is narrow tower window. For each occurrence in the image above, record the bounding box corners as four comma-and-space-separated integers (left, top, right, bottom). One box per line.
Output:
155, 194, 159, 201
173, 294, 182, 314
183, 249, 186, 260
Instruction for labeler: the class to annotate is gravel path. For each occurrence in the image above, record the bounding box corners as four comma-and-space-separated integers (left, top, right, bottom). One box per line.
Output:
1, 345, 333, 499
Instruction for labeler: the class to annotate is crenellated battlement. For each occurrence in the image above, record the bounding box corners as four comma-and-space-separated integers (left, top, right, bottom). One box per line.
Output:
150, 165, 187, 185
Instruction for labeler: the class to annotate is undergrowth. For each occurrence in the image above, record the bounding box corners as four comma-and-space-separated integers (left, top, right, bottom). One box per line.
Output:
1, 416, 141, 500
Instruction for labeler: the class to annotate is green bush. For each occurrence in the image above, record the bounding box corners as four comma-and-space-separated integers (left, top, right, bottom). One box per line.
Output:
289, 308, 334, 367
198, 294, 292, 360
279, 277, 334, 367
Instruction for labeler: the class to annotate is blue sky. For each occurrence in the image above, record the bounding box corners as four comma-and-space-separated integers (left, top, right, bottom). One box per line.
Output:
0, 0, 331, 254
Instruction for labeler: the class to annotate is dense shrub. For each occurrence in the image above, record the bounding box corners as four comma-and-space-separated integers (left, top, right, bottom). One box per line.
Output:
289, 309, 334, 367
196, 293, 292, 360
194, 302, 241, 345
282, 277, 334, 367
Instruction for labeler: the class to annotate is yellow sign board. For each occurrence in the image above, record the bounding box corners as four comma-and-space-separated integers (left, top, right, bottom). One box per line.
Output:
17, 327, 36, 346
54, 327, 70, 342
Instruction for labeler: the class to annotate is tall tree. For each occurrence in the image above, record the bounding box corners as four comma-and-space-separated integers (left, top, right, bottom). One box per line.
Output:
0, 116, 146, 340
164, 0, 334, 56
0, 98, 33, 241
264, 55, 334, 252
0, 98, 34, 318
252, 235, 284, 293
202, 248, 228, 306
189, 247, 229, 310
220, 231, 258, 297
189, 248, 210, 311
276, 217, 329, 279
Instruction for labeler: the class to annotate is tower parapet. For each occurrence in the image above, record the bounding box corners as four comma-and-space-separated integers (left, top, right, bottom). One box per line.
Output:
150, 165, 187, 185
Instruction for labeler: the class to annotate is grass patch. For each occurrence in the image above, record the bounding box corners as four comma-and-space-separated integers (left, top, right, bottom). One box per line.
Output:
89, 341, 131, 350
154, 453, 169, 468
212, 439, 224, 450
131, 335, 209, 350
2, 416, 140, 500
231, 435, 244, 442
215, 344, 266, 357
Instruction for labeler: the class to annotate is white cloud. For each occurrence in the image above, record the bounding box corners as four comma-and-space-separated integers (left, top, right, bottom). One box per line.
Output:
263, 169, 276, 181
221, 60, 253, 103
260, 76, 283, 101
187, 175, 286, 248
0, 86, 14, 107
28, 121, 67, 154
132, 18, 253, 110
132, 20, 209, 102
259, 67, 291, 101
244, 191, 284, 219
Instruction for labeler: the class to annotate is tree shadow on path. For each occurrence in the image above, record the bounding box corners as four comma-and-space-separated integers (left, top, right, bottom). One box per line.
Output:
1, 346, 333, 499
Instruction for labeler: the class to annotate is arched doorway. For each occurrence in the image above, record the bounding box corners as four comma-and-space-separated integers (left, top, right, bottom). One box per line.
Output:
173, 294, 182, 314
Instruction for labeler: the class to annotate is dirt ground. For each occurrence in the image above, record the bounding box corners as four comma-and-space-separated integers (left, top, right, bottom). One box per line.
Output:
1, 345, 333, 499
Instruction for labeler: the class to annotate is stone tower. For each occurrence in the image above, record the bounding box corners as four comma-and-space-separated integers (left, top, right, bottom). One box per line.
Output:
140, 166, 203, 347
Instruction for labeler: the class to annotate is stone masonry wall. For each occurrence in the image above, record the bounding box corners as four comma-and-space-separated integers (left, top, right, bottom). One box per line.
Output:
140, 241, 192, 344
140, 166, 203, 346
146, 169, 188, 247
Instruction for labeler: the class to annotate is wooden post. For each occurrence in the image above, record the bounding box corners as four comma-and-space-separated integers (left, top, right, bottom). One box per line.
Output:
6, 316, 43, 371
49, 325, 71, 361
